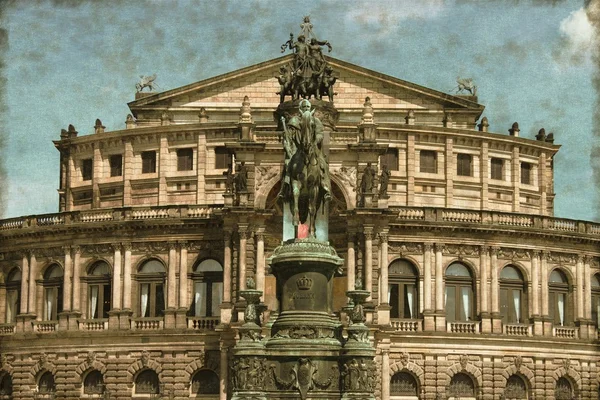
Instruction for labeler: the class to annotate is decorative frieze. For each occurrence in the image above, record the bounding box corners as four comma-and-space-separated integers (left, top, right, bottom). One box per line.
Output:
443, 244, 479, 258
254, 165, 279, 191
387, 242, 423, 256
497, 248, 531, 261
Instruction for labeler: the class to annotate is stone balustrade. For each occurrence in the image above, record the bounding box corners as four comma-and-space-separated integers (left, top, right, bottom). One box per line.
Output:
78, 319, 108, 331
553, 326, 578, 339
0, 323, 15, 335
503, 324, 532, 337
390, 319, 421, 332
33, 321, 58, 333
131, 317, 164, 330
188, 317, 220, 331
447, 321, 479, 334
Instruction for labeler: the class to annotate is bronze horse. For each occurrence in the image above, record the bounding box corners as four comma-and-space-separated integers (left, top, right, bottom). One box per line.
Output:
282, 110, 325, 239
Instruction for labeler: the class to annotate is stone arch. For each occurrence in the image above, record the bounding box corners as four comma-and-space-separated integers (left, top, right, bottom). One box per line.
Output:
443, 363, 482, 388
75, 360, 107, 378
2, 265, 21, 284
499, 261, 530, 283
445, 258, 478, 280
134, 256, 167, 273
126, 359, 163, 384
29, 360, 57, 385
184, 358, 219, 386
38, 261, 64, 280
329, 173, 353, 211
549, 266, 575, 286
388, 256, 423, 276
500, 364, 535, 388
389, 361, 424, 387
254, 165, 283, 210
84, 258, 113, 276
552, 366, 581, 391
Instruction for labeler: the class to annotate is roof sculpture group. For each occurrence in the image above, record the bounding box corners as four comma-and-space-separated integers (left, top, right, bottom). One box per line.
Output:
278, 16, 337, 103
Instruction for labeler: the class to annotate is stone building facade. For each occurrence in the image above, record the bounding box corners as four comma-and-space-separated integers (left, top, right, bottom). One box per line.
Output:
0, 54, 598, 399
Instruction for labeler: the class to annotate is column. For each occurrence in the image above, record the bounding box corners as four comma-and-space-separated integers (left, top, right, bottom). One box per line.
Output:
347, 234, 356, 292
223, 232, 232, 303
434, 243, 445, 331
28, 251, 37, 315
381, 348, 390, 399
72, 247, 81, 312
255, 229, 265, 297
179, 242, 189, 309
445, 137, 454, 207
512, 146, 520, 212
480, 245, 491, 333
238, 226, 248, 293
423, 244, 432, 311
584, 257, 592, 320
62, 246, 73, 312
539, 152, 547, 215
219, 345, 229, 400
406, 133, 415, 205
490, 247, 501, 333
158, 134, 169, 204
480, 141, 489, 210
20, 252, 29, 314
122, 243, 132, 310
364, 226, 374, 301
576, 255, 584, 321
531, 251, 540, 316
434, 243, 444, 312
167, 242, 177, 309
111, 244, 122, 310
379, 232, 389, 304
540, 251, 550, 335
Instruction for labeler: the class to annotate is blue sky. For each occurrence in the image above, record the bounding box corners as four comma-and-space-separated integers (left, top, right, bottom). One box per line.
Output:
0, 0, 599, 221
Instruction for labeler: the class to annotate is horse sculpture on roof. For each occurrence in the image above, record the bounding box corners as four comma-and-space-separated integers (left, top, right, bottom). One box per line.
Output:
136, 74, 158, 93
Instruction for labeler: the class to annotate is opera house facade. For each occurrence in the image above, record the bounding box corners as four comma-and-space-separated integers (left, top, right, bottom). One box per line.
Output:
0, 36, 598, 399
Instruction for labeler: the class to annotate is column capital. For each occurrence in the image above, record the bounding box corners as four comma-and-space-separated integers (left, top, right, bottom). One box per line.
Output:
62, 245, 72, 254
110, 243, 121, 252
347, 232, 356, 243
531, 249, 540, 258
423, 243, 433, 252
168, 241, 178, 251
178, 241, 189, 251
379, 232, 388, 244
541, 250, 550, 260
122, 242, 133, 252
72, 245, 81, 255
479, 244, 489, 253
434, 242, 444, 252
577, 254, 585, 264
490, 246, 500, 255
224, 231, 233, 242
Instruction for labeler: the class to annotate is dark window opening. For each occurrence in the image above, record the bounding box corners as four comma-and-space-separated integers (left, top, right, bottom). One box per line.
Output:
521, 162, 532, 185
420, 150, 437, 173
109, 155, 123, 177
380, 148, 399, 171
456, 153, 472, 177
177, 148, 194, 171
82, 159, 93, 181
141, 151, 157, 174
215, 147, 232, 170
491, 158, 504, 180
191, 369, 220, 395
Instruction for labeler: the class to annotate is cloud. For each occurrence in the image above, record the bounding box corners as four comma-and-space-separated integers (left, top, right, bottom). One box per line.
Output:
553, 7, 597, 66
342, 0, 446, 38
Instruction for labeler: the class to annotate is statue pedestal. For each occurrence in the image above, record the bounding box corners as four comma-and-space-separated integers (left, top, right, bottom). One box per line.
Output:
362, 193, 376, 208
223, 192, 234, 206
238, 191, 249, 207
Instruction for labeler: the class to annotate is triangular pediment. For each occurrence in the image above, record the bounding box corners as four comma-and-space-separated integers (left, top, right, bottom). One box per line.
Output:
128, 54, 483, 120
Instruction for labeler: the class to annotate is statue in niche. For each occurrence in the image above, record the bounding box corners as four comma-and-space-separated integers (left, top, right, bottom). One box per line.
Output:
234, 161, 248, 192
224, 164, 234, 193
360, 163, 375, 195
279, 17, 336, 102
279, 99, 331, 238
378, 164, 391, 197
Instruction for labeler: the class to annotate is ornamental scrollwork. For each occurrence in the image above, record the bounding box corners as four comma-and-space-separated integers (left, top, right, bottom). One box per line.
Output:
387, 242, 423, 257
255, 166, 280, 192
548, 252, 576, 265
443, 245, 479, 258
497, 248, 530, 261
332, 166, 357, 190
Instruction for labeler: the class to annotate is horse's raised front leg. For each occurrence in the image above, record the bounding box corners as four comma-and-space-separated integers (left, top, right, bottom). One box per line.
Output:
292, 181, 301, 226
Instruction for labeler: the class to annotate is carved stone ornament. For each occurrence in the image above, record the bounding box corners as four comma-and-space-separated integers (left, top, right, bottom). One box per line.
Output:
513, 355, 522, 371
86, 351, 96, 366
562, 358, 571, 370
399, 352, 410, 367
254, 165, 279, 191
141, 350, 150, 366
39, 353, 49, 366
0, 354, 8, 368
332, 166, 357, 190
387, 242, 423, 257
82, 243, 113, 257
341, 358, 375, 392
459, 354, 469, 370
296, 276, 313, 290
443, 244, 479, 258
549, 252, 577, 266
135, 241, 169, 254
231, 357, 268, 391
497, 248, 531, 261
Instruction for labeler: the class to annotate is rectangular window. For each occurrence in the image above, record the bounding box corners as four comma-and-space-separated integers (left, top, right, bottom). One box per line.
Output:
177, 148, 194, 171
380, 148, 399, 171
419, 150, 437, 173
456, 153, 472, 177
140, 282, 165, 317
141, 151, 156, 174
214, 147, 232, 169
521, 162, 532, 185
445, 286, 456, 322
6, 289, 19, 323
491, 158, 504, 180
109, 155, 123, 177
88, 284, 111, 319
592, 295, 600, 328
82, 159, 93, 181
43, 287, 63, 321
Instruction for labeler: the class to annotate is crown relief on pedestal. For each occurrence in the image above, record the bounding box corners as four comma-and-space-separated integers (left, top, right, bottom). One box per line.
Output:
296, 275, 313, 290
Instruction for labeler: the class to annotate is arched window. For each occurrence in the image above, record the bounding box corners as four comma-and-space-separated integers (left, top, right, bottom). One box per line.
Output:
549, 269, 571, 326
555, 377, 573, 400
190, 259, 223, 318
591, 274, 600, 329
504, 374, 527, 399
388, 260, 418, 319
448, 373, 475, 399
38, 371, 56, 394
5, 268, 21, 324
500, 265, 528, 324
445, 263, 474, 322
137, 260, 165, 318
390, 371, 418, 396
83, 370, 104, 395
0, 373, 12, 397
135, 369, 160, 395
43, 264, 63, 321
191, 369, 219, 395
86, 261, 111, 320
